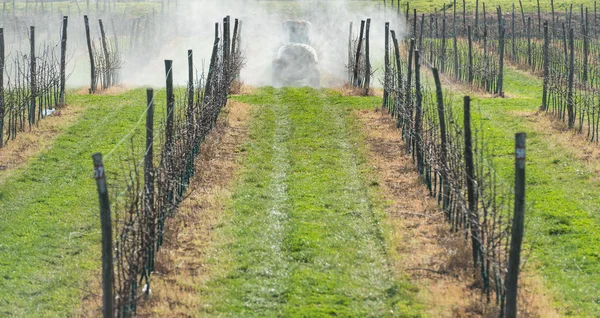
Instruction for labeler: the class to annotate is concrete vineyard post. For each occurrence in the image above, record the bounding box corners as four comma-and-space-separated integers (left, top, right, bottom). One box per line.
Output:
505, 133, 526, 318
92, 153, 114, 318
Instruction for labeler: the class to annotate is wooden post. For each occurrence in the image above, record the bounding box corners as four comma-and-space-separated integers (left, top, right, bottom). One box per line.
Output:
505, 133, 526, 318
92, 153, 114, 318
205, 23, 219, 102
462, 0, 466, 29
475, 0, 479, 40
59, 16, 68, 107
453, 17, 459, 80
382, 22, 390, 110
223, 16, 231, 88
84, 15, 96, 94
391, 30, 402, 125
463, 95, 481, 268
29, 26, 35, 126
567, 28, 575, 128
512, 4, 516, 59
583, 8, 589, 83
542, 22, 549, 111
353, 20, 365, 87
418, 14, 424, 50
527, 17, 532, 66
348, 22, 353, 83
497, 7, 505, 97
468, 25, 473, 84
519, 0, 525, 27
364, 18, 371, 95
99, 19, 110, 89
537, 0, 541, 33
144, 89, 155, 276
165, 60, 174, 148
413, 9, 417, 39
432, 68, 449, 216
187, 49, 194, 135
406, 38, 415, 133
441, 16, 446, 72
230, 18, 240, 88
551, 0, 556, 36
414, 49, 423, 173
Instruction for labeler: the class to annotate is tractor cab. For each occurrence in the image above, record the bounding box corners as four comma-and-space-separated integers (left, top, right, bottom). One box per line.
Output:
282, 20, 311, 45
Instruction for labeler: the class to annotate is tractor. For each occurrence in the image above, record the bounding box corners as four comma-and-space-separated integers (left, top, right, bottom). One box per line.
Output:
272, 20, 320, 88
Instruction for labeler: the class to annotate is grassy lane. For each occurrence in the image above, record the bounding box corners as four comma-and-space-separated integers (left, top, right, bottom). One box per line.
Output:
0, 89, 165, 316
466, 68, 600, 315
200, 87, 419, 317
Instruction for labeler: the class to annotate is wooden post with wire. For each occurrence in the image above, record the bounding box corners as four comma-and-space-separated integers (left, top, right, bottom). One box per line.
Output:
84, 15, 96, 93
59, 16, 68, 107
92, 153, 114, 318
505, 132, 526, 318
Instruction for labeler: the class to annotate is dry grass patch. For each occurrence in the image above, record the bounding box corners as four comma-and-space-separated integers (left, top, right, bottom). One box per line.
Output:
356, 108, 559, 318
513, 109, 600, 177
0, 103, 85, 184
75, 85, 132, 96
134, 100, 252, 317
332, 84, 383, 97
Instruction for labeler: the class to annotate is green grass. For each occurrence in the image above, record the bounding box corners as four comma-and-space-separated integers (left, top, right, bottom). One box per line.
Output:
199, 87, 420, 317
463, 68, 600, 316
0, 89, 165, 316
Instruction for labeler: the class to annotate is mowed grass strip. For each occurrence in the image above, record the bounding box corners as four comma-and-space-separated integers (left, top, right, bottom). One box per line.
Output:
200, 87, 419, 317
0, 89, 165, 316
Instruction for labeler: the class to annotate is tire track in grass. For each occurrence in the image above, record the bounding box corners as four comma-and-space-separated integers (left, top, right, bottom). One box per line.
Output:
202, 87, 419, 317
202, 88, 293, 316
